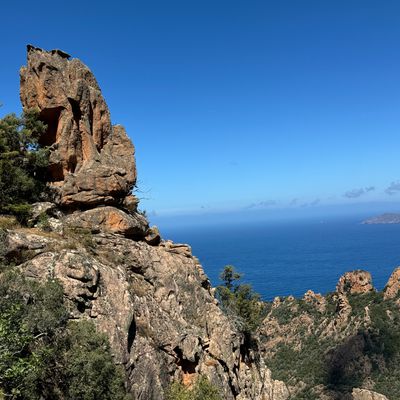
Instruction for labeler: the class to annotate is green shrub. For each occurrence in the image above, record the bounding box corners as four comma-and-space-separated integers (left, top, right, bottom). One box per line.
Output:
56, 321, 126, 400
36, 212, 51, 231
166, 376, 222, 400
216, 265, 266, 336
0, 110, 49, 222
0, 269, 126, 400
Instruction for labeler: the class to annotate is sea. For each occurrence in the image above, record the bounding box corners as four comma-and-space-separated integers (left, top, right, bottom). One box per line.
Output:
160, 216, 400, 301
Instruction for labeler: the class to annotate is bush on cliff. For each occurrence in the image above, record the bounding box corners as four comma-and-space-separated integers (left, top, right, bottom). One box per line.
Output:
166, 376, 222, 400
0, 110, 49, 223
216, 265, 266, 337
0, 269, 126, 400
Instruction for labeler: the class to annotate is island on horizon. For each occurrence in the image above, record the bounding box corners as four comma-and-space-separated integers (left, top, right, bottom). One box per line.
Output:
362, 212, 400, 224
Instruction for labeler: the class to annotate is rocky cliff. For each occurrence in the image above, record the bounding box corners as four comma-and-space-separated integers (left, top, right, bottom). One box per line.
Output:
2, 46, 397, 400
8, 46, 290, 400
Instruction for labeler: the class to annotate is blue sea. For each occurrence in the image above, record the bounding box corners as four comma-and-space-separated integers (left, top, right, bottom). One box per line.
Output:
161, 217, 400, 301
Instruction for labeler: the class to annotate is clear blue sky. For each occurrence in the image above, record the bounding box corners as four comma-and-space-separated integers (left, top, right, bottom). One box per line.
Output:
1, 0, 400, 223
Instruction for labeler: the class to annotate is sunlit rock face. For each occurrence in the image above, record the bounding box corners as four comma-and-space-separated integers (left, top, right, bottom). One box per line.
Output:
20, 45, 136, 208
336, 270, 374, 295
15, 46, 291, 400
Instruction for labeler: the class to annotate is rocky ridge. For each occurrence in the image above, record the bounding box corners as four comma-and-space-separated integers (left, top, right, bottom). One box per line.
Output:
258, 269, 400, 399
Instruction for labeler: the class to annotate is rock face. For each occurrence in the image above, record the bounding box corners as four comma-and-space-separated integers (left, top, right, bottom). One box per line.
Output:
20, 45, 136, 207
64, 206, 148, 238
3, 227, 289, 400
383, 266, 400, 300
336, 270, 374, 295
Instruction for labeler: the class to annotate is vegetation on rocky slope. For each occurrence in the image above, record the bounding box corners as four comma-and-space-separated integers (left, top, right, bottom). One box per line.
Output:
166, 376, 222, 400
262, 289, 400, 399
216, 265, 267, 337
0, 269, 127, 400
0, 111, 49, 223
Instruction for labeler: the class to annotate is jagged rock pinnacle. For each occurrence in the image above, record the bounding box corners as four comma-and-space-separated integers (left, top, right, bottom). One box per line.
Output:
20, 46, 136, 208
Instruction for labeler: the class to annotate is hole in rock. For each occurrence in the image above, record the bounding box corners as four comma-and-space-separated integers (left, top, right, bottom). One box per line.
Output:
48, 163, 64, 182
66, 154, 77, 174
39, 106, 64, 146
68, 98, 82, 129
127, 316, 136, 353
174, 346, 198, 375
76, 301, 86, 314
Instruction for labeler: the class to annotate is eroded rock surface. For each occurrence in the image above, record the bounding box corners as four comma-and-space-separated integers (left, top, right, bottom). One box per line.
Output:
336, 270, 374, 295
2, 226, 289, 400
20, 46, 136, 207
64, 206, 148, 238
383, 266, 400, 300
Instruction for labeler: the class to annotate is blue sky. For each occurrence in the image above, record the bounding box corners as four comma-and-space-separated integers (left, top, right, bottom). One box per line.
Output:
1, 0, 400, 223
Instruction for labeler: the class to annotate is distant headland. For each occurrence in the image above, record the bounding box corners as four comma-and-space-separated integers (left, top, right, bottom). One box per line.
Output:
362, 213, 400, 224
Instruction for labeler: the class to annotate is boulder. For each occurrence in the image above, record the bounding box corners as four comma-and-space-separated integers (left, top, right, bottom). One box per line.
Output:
122, 194, 140, 213
336, 270, 374, 295
144, 225, 161, 245
20, 46, 136, 207
64, 206, 148, 238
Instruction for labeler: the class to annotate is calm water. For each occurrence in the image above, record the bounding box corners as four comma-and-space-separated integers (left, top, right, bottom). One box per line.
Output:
161, 217, 400, 300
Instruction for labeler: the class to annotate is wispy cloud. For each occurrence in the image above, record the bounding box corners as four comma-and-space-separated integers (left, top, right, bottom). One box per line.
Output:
245, 200, 277, 209
310, 198, 321, 206
289, 198, 298, 206
300, 198, 320, 207
385, 181, 400, 195
343, 186, 375, 199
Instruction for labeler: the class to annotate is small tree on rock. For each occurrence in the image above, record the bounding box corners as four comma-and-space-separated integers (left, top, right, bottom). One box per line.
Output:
216, 265, 266, 338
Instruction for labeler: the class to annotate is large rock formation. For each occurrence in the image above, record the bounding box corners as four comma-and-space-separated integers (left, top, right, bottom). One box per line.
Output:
11, 46, 291, 400
20, 45, 136, 208
15, 46, 395, 400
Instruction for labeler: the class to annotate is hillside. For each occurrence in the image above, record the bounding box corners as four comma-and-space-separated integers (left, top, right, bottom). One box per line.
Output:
258, 270, 400, 399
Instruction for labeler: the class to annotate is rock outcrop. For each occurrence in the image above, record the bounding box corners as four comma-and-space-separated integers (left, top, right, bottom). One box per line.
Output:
3, 223, 289, 400
10, 46, 291, 400
383, 266, 400, 300
64, 206, 148, 238
336, 270, 374, 295
20, 45, 136, 208
256, 269, 399, 400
